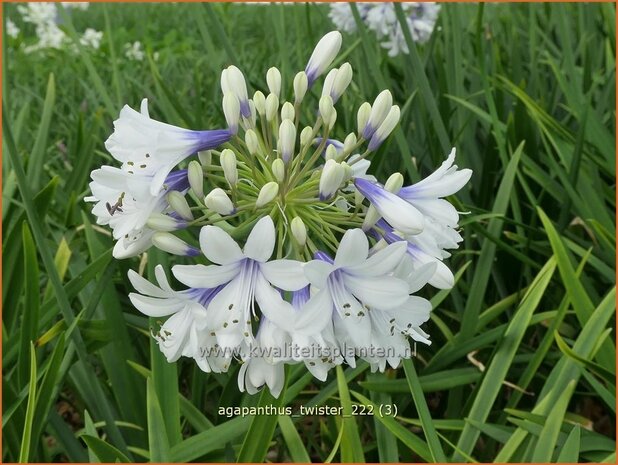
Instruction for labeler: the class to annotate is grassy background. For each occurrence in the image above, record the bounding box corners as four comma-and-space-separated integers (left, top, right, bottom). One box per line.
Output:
2, 2, 616, 462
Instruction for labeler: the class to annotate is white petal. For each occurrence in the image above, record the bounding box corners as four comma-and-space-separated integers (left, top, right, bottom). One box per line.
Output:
344, 274, 409, 310
254, 273, 296, 331
406, 262, 437, 293
140, 98, 150, 117
304, 260, 335, 288
428, 261, 455, 289
199, 225, 243, 264
112, 231, 153, 258
346, 241, 406, 277
205, 277, 244, 330
408, 198, 460, 227
243, 215, 275, 262
267, 362, 285, 398
128, 293, 184, 317
261, 259, 309, 291
172, 263, 240, 288
294, 288, 333, 335
128, 269, 168, 298
334, 308, 371, 348
335, 229, 369, 268
154, 264, 175, 292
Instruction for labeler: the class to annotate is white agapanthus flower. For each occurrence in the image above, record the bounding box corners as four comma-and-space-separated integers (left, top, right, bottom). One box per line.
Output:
89, 30, 471, 398
104, 98, 233, 195
329, 2, 441, 56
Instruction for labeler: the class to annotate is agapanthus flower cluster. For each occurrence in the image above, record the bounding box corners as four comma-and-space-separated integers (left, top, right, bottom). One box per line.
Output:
88, 31, 471, 398
329, 2, 441, 56
14, 2, 101, 53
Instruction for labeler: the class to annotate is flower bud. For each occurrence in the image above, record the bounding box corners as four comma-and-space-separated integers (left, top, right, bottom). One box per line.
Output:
243, 100, 257, 129
153, 232, 199, 256
342, 133, 357, 157
357, 102, 371, 136
266, 67, 282, 98
272, 158, 285, 182
305, 31, 342, 86
188, 160, 204, 198
221, 66, 250, 118
245, 129, 259, 155
255, 181, 279, 208
167, 191, 194, 221
147, 213, 186, 232
281, 102, 295, 121
204, 188, 235, 215
385, 172, 404, 192
290, 217, 307, 247
327, 108, 337, 129
265, 93, 279, 122
222, 93, 240, 134
363, 90, 392, 139
253, 90, 266, 116
278, 119, 296, 163
331, 62, 353, 102
368, 105, 400, 151
300, 126, 313, 147
220, 149, 238, 187
319, 159, 345, 200
340, 161, 353, 182
319, 95, 334, 124
325, 144, 338, 161
293, 71, 308, 104
198, 150, 212, 167
321, 68, 338, 99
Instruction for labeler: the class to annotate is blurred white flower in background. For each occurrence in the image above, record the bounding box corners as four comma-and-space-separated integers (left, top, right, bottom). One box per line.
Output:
80, 28, 103, 50
328, 2, 441, 56
17, 3, 58, 25
124, 41, 145, 61
60, 2, 90, 10
15, 2, 101, 54
6, 19, 20, 39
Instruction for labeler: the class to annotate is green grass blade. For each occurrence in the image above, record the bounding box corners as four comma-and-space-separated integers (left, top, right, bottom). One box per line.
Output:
26, 73, 55, 190
146, 377, 171, 462
459, 142, 523, 339
18, 344, 37, 463
81, 435, 131, 463
453, 257, 556, 460
277, 415, 311, 462
336, 365, 365, 462
402, 359, 446, 461
351, 391, 432, 461
530, 380, 576, 462
237, 385, 287, 462
556, 425, 581, 462
17, 222, 40, 388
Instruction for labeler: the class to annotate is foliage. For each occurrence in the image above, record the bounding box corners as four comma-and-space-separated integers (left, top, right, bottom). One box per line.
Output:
2, 2, 615, 462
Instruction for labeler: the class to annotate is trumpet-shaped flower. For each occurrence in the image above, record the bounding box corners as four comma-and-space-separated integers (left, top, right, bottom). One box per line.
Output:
303, 229, 409, 347
172, 216, 311, 349
375, 219, 455, 289
86, 167, 189, 258
397, 148, 472, 228
105, 98, 233, 195
128, 265, 231, 373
